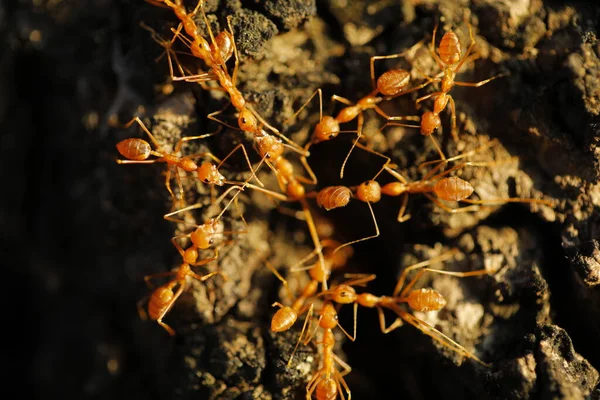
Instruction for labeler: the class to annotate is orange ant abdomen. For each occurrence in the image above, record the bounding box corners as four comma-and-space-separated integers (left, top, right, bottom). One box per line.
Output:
313, 116, 341, 143
356, 181, 381, 203
420, 111, 441, 136
439, 31, 461, 65
316, 186, 352, 211
211, 31, 234, 64
316, 378, 337, 400
434, 177, 474, 201
406, 288, 447, 312
148, 284, 175, 322
377, 69, 411, 96
271, 306, 297, 332
116, 138, 152, 161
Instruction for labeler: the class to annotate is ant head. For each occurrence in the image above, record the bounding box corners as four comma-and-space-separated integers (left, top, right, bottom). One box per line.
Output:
117, 138, 151, 161
356, 181, 381, 203
197, 162, 226, 186
420, 111, 441, 136
256, 135, 284, 160
377, 69, 410, 96
238, 108, 259, 134
190, 226, 215, 250
308, 261, 331, 282
329, 284, 357, 304
313, 116, 340, 143
319, 303, 338, 329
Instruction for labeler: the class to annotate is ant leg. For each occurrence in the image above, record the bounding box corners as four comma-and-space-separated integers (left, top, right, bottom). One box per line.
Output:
334, 303, 358, 342
461, 197, 555, 208
447, 95, 458, 141
306, 370, 323, 399
369, 41, 424, 89
331, 93, 354, 107
415, 90, 442, 105
399, 310, 489, 366
188, 270, 219, 282
392, 249, 458, 297
217, 143, 264, 187
226, 16, 241, 85
334, 360, 352, 400
163, 167, 179, 205
374, 105, 421, 122
164, 202, 207, 224
300, 199, 328, 290
174, 128, 224, 152
340, 274, 377, 287
207, 103, 239, 131
333, 201, 379, 254
429, 24, 445, 70
264, 259, 290, 298
283, 88, 323, 128
247, 106, 311, 157
454, 72, 509, 88
454, 22, 476, 73
155, 283, 185, 336
397, 192, 411, 223
378, 306, 404, 334
137, 296, 149, 320
287, 303, 314, 367
340, 113, 364, 179
125, 117, 162, 149
143, 270, 177, 289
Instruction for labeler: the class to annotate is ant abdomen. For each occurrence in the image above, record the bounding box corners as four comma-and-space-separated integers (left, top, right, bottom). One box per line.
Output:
439, 31, 461, 65
377, 69, 411, 96
116, 138, 152, 161
148, 285, 174, 321
271, 306, 297, 332
434, 176, 474, 201
406, 288, 447, 312
316, 378, 337, 400
316, 186, 352, 211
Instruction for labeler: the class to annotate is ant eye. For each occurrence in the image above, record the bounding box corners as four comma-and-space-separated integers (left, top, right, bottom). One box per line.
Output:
209, 239, 214, 245
266, 153, 271, 159
329, 134, 335, 139
241, 118, 247, 124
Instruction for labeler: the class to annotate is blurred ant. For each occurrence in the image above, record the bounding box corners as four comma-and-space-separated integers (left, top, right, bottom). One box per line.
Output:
320, 249, 494, 365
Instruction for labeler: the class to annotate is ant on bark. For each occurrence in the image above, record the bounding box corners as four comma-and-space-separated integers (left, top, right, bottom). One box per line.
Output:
320, 249, 494, 366
416, 22, 507, 141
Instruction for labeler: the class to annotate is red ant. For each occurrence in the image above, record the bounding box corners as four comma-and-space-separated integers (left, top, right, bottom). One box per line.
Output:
290, 43, 430, 178
116, 116, 262, 204
416, 22, 506, 141
142, 247, 222, 336
270, 241, 353, 365
320, 249, 494, 366
314, 141, 553, 250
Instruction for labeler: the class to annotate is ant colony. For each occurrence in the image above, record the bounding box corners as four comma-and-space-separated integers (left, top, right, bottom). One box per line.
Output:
116, 2, 555, 399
